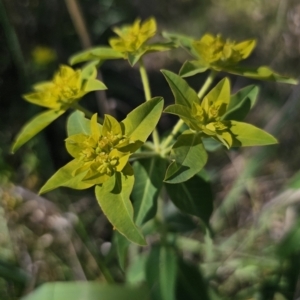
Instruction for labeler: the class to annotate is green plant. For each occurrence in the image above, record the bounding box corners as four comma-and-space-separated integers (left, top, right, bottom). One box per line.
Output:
12, 17, 297, 300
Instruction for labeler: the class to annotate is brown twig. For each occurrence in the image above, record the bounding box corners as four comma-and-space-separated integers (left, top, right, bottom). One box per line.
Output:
64, 0, 113, 116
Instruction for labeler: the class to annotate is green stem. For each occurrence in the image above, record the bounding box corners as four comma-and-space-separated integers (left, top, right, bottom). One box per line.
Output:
71, 103, 103, 123
139, 59, 152, 101
197, 70, 217, 100
160, 145, 173, 157
161, 119, 184, 150
142, 142, 155, 151
138, 59, 160, 151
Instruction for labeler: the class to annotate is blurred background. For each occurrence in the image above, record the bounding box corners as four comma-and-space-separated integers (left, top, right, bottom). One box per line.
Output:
1, 0, 300, 299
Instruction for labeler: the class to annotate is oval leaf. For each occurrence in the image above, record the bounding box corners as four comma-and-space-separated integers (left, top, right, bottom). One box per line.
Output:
95, 171, 146, 245
21, 282, 150, 300
121, 97, 163, 142
161, 70, 199, 108
229, 121, 278, 147
179, 60, 208, 78
164, 104, 193, 122
202, 77, 230, 112
146, 245, 178, 300
226, 65, 298, 85
69, 47, 124, 65
162, 31, 195, 50
11, 109, 64, 153
39, 159, 94, 194
145, 42, 176, 52
83, 79, 107, 93
128, 52, 145, 66
165, 175, 213, 226
164, 131, 208, 184
132, 157, 166, 226
67, 111, 91, 136
176, 259, 210, 300
223, 85, 259, 121
114, 231, 130, 271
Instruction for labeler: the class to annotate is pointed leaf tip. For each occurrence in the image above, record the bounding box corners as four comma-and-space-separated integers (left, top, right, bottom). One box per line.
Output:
11, 109, 64, 153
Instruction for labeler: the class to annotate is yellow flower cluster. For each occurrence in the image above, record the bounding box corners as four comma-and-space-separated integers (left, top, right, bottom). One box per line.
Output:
66, 114, 131, 185
193, 34, 256, 68
31, 46, 56, 65
168, 78, 234, 147
24, 65, 84, 110
109, 18, 156, 54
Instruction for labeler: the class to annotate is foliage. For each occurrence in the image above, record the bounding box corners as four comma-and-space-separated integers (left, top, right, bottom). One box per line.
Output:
6, 14, 299, 300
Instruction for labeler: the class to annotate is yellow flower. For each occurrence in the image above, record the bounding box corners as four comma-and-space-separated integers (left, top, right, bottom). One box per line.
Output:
23, 65, 106, 110
32, 46, 56, 65
188, 79, 233, 146
109, 18, 156, 54
65, 114, 132, 185
192, 34, 256, 70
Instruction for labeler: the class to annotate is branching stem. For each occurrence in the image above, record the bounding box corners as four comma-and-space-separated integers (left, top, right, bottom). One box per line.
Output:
138, 59, 160, 151
161, 119, 185, 150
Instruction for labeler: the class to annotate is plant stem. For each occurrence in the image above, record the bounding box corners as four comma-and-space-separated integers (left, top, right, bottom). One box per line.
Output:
139, 59, 152, 101
197, 70, 217, 100
138, 59, 160, 151
64, 0, 112, 116
161, 119, 184, 150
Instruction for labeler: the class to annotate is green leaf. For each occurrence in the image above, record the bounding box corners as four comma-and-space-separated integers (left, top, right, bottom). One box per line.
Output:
0, 260, 29, 285
39, 159, 94, 194
146, 245, 178, 300
83, 78, 107, 92
165, 174, 213, 226
226, 65, 298, 85
223, 85, 259, 121
127, 42, 176, 66
176, 259, 210, 300
69, 47, 124, 65
162, 31, 194, 49
114, 231, 130, 271
103, 114, 122, 136
145, 42, 176, 52
161, 70, 198, 108
128, 52, 145, 67
81, 60, 99, 79
286, 171, 300, 189
179, 60, 208, 78
202, 137, 223, 152
277, 218, 300, 258
229, 121, 278, 147
132, 157, 166, 226
21, 282, 150, 300
126, 253, 148, 284
164, 104, 193, 122
95, 171, 146, 245
164, 131, 207, 184
122, 97, 163, 143
202, 77, 230, 113
67, 111, 92, 136
11, 109, 64, 153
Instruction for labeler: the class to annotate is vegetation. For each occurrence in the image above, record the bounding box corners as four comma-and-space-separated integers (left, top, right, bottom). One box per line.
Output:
1, 1, 300, 299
